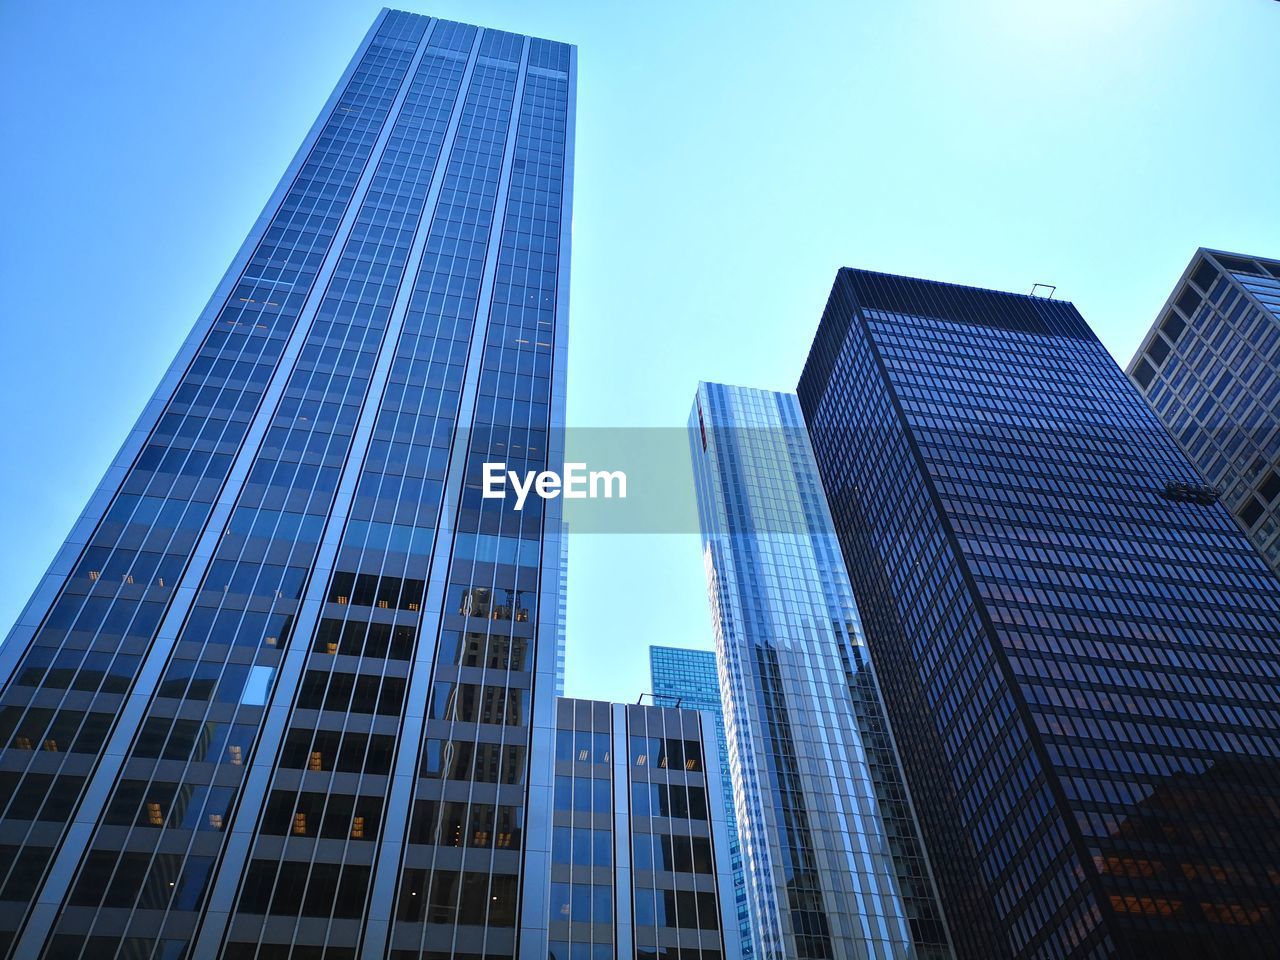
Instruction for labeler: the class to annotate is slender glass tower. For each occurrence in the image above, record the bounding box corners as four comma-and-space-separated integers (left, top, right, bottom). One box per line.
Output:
687, 383, 953, 960
0, 11, 574, 960
798, 268, 1280, 959
1128, 248, 1280, 578
555, 527, 569, 697
649, 645, 753, 958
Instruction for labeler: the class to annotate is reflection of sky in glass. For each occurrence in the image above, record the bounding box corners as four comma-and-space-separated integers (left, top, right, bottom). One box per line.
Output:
239, 665, 274, 706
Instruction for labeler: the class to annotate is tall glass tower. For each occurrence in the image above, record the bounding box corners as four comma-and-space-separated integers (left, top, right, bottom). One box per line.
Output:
0, 11, 574, 960
649, 645, 753, 958
687, 383, 953, 960
798, 268, 1280, 959
555, 526, 569, 697
1128, 248, 1280, 578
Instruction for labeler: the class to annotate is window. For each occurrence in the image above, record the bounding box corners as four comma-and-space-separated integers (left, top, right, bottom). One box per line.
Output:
551, 826, 612, 866
1160, 311, 1187, 343
420, 739, 524, 784
631, 782, 707, 820
548, 882, 611, 923
557, 728, 610, 764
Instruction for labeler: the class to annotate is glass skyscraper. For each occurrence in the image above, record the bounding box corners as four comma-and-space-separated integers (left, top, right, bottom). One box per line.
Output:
649, 645, 752, 959
1128, 248, 1280, 577
797, 268, 1280, 959
687, 383, 952, 960
0, 10, 573, 959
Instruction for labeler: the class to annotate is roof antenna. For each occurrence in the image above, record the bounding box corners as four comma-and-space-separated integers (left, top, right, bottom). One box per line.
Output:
1030, 283, 1056, 298
636, 692, 681, 707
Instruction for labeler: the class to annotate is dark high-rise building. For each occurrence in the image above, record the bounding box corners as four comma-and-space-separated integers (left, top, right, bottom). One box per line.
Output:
649, 645, 753, 958
1127, 248, 1280, 578
0, 10, 574, 959
548, 697, 741, 960
797, 268, 1280, 959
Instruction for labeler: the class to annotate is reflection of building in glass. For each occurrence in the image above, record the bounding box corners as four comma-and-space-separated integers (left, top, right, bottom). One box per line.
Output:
688, 382, 952, 960
799, 267, 1280, 959
0, 10, 575, 957
1128, 248, 1280, 578
547, 697, 741, 960
650, 644, 754, 957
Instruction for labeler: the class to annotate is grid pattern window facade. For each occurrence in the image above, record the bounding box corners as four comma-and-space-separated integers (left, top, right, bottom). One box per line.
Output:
649, 646, 752, 959
625, 702, 735, 960
1128, 249, 1280, 578
798, 268, 1280, 960
0, 11, 574, 960
549, 699, 615, 960
544, 699, 737, 960
687, 384, 952, 960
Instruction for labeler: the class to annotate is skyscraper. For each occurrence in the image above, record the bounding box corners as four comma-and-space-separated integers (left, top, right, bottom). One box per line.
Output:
548, 697, 741, 960
0, 11, 574, 959
1127, 248, 1280, 578
798, 268, 1280, 959
649, 645, 752, 958
687, 383, 953, 960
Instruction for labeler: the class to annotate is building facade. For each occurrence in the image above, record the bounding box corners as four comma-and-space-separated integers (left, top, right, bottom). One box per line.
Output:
0, 11, 574, 960
549, 698, 740, 960
1127, 248, 1280, 578
649, 646, 752, 959
687, 383, 953, 960
798, 268, 1280, 959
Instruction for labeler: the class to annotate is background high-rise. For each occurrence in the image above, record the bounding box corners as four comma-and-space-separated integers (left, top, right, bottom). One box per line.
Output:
1128, 248, 1280, 578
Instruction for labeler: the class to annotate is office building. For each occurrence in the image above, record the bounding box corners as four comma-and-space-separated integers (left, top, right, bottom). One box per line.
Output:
649, 645, 752, 958
687, 383, 953, 960
0, 10, 574, 959
549, 698, 740, 960
798, 268, 1280, 958
1128, 248, 1280, 577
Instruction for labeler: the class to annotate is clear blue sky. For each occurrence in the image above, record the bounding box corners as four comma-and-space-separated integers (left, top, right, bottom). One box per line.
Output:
1, 1, 1277, 705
